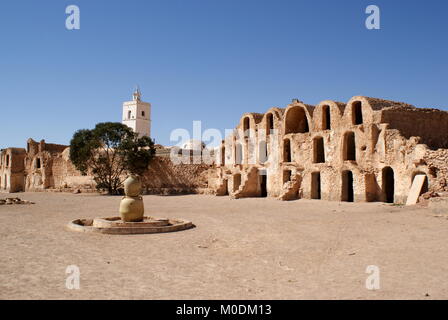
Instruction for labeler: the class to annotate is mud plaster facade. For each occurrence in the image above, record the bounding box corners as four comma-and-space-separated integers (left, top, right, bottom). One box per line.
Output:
0, 148, 26, 193
209, 96, 448, 204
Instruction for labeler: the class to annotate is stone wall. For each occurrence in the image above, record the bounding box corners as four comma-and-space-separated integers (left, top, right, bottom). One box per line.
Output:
142, 156, 212, 194
422, 149, 448, 193
381, 107, 448, 149
211, 95, 448, 204
2, 138, 214, 195
0, 148, 26, 193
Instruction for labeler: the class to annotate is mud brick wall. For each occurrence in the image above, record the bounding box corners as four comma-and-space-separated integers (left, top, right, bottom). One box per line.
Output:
423, 149, 448, 193
381, 108, 448, 149
142, 156, 213, 194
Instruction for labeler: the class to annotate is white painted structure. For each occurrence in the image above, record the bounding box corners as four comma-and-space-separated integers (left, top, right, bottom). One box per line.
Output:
122, 88, 151, 138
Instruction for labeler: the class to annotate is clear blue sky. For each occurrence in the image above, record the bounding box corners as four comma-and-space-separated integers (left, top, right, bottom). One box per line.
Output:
0, 0, 447, 149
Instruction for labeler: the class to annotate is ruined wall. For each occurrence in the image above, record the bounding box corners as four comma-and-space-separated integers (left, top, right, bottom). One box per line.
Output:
141, 156, 213, 194
422, 149, 448, 193
0, 148, 26, 193
381, 107, 448, 149
24, 139, 89, 192
3, 138, 214, 194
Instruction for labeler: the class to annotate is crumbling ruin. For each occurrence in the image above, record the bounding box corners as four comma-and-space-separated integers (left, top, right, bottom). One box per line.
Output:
0, 139, 210, 195
208, 96, 448, 204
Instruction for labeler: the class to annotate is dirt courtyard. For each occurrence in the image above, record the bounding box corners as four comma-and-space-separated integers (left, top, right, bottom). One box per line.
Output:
1, 192, 448, 300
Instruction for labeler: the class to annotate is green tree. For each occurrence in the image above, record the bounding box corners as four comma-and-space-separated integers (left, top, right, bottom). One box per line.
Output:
69, 122, 155, 194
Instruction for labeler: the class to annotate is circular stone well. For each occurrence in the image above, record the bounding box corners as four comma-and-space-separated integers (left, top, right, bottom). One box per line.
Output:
67, 216, 194, 235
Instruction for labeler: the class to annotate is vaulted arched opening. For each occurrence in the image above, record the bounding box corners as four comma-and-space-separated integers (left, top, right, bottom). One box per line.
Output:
322, 105, 331, 130
285, 107, 309, 134
352, 101, 363, 125
343, 131, 356, 161
313, 136, 325, 163
243, 117, 250, 138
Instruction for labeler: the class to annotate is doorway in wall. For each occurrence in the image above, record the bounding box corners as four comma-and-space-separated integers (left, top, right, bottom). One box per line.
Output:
353, 101, 363, 125
382, 167, 395, 203
311, 172, 321, 199
342, 170, 354, 202
260, 172, 267, 197
343, 132, 356, 161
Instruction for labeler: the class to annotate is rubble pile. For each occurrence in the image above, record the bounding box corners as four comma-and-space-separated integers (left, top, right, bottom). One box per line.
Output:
0, 198, 35, 205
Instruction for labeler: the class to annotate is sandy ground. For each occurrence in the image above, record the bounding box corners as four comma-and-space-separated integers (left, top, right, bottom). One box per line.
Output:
1, 192, 448, 300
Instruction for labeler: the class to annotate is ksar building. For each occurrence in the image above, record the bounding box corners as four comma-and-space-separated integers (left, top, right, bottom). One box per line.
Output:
208, 96, 448, 204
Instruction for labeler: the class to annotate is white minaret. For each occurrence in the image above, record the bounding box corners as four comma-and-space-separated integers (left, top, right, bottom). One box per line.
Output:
122, 87, 151, 138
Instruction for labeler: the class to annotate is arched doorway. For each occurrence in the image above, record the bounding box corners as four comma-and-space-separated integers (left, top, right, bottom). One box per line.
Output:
322, 105, 331, 130
342, 170, 354, 202
382, 167, 395, 203
352, 101, 363, 125
243, 117, 250, 138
